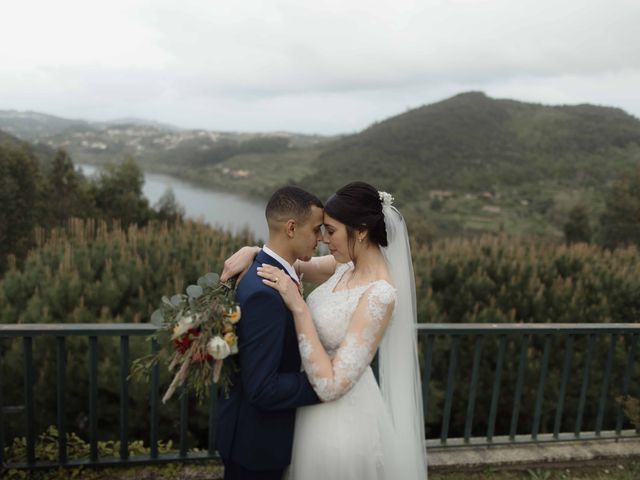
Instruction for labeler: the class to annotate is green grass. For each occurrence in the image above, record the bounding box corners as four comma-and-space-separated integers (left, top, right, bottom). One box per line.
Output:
431, 463, 640, 480
192, 146, 323, 197
3, 462, 639, 480
1, 462, 223, 480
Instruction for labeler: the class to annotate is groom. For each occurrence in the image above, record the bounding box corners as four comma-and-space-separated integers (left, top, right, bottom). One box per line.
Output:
216, 186, 324, 480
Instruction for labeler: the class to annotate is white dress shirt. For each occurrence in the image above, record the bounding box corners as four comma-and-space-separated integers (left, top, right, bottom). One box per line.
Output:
261, 245, 300, 284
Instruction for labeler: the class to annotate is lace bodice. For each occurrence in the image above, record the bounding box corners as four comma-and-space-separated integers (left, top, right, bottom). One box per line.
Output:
301, 263, 396, 402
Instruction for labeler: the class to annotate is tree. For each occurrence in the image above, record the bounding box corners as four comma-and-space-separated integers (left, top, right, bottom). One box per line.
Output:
600, 167, 640, 248
564, 205, 591, 244
0, 144, 42, 269
154, 187, 185, 223
43, 149, 94, 225
91, 157, 152, 227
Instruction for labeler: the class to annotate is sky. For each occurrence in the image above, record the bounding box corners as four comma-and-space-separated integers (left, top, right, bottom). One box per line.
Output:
1, 0, 639, 135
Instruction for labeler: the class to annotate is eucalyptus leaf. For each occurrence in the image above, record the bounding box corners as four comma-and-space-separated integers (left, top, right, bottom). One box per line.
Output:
186, 285, 203, 298
162, 296, 173, 307
150, 309, 164, 326
197, 277, 208, 288
204, 272, 219, 286
170, 294, 184, 306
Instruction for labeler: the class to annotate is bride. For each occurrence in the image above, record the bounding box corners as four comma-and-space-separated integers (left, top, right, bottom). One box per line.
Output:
223, 181, 427, 479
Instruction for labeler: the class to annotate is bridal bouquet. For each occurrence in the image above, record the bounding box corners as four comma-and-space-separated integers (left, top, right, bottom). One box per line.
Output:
131, 273, 240, 403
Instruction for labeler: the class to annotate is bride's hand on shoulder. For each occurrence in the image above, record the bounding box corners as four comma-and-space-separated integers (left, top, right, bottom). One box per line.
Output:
257, 264, 305, 313
220, 246, 261, 283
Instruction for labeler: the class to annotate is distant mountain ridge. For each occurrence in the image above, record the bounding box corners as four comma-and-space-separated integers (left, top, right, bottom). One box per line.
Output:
0, 109, 334, 170
296, 92, 640, 199
0, 110, 94, 140
100, 117, 182, 130
0, 110, 182, 136
0, 109, 331, 144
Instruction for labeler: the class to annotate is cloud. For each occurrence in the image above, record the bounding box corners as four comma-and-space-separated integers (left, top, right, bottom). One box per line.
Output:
131, 0, 640, 94
1, 0, 639, 133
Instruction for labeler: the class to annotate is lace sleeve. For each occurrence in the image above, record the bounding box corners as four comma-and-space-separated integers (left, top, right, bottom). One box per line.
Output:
298, 281, 396, 402
295, 255, 337, 284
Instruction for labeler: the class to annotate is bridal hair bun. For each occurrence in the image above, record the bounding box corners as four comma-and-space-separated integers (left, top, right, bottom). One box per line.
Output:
324, 181, 389, 247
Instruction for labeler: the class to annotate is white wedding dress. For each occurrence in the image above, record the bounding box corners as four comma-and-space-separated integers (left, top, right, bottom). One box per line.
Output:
285, 262, 404, 480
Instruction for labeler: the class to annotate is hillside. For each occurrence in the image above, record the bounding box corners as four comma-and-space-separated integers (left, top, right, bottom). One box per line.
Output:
4, 93, 640, 239
296, 92, 640, 200
0, 128, 21, 146
0, 110, 334, 171
0, 110, 91, 140
0, 127, 57, 165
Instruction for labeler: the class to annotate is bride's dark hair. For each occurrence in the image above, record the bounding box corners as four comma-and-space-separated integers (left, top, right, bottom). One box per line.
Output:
324, 181, 388, 247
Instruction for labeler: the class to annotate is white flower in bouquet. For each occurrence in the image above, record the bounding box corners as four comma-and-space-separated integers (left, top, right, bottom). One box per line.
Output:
171, 314, 198, 339
207, 336, 231, 360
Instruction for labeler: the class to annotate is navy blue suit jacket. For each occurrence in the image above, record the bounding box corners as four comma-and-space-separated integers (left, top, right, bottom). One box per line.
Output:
215, 250, 320, 471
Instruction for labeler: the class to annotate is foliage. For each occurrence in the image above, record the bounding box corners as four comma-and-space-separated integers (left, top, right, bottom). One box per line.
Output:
130, 273, 240, 403
617, 395, 640, 430
89, 156, 152, 227
412, 235, 640, 438
153, 188, 185, 224
564, 205, 592, 244
0, 219, 256, 451
1, 425, 211, 480
414, 235, 640, 325
295, 92, 640, 200
3, 227, 640, 446
527, 469, 552, 480
3, 425, 177, 465
0, 141, 184, 273
0, 143, 43, 270
42, 149, 95, 225
600, 166, 640, 248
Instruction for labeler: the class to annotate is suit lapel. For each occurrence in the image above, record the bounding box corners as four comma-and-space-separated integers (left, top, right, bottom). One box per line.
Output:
255, 250, 297, 284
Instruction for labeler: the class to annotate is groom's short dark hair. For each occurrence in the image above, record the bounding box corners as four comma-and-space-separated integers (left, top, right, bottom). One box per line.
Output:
266, 186, 323, 227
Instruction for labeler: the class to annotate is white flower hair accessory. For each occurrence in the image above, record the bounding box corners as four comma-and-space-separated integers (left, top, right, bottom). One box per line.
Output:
378, 191, 394, 207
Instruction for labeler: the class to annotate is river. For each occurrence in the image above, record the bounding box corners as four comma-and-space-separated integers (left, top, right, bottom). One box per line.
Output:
78, 164, 269, 241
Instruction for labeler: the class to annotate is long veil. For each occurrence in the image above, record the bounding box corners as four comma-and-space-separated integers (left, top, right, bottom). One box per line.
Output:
379, 205, 428, 478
